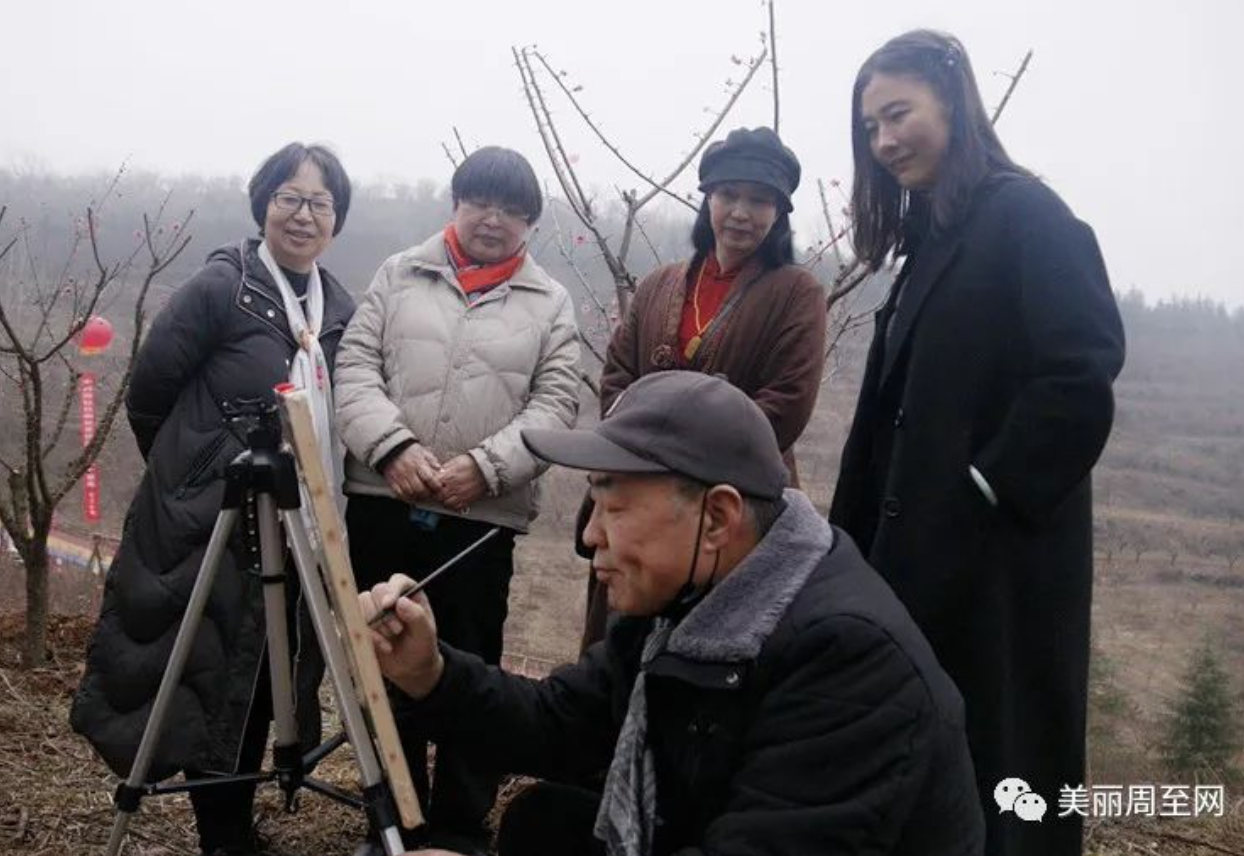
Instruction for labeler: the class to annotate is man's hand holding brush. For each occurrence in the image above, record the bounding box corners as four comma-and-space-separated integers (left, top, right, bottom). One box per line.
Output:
360, 575, 445, 700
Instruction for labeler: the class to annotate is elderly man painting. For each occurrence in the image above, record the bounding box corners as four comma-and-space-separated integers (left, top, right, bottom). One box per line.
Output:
362, 372, 984, 856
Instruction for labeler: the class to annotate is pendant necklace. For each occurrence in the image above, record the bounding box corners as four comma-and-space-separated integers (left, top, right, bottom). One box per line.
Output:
684, 262, 710, 361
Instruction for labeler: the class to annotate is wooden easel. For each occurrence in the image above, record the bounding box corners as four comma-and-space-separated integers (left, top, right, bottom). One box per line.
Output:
279, 389, 424, 830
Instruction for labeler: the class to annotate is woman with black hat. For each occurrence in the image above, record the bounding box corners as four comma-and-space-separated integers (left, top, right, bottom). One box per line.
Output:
581, 127, 827, 647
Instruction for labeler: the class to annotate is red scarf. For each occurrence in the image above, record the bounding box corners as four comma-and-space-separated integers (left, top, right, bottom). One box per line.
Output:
678, 255, 740, 363
444, 225, 526, 295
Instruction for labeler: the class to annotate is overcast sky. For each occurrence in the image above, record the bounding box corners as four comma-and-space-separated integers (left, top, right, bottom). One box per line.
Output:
2, 0, 1240, 308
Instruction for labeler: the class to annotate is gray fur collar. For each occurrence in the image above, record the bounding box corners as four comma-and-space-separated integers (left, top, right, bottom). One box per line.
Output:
667, 489, 833, 664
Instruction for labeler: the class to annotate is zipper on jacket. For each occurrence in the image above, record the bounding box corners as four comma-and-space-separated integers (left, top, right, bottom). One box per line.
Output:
430, 309, 469, 447
176, 432, 229, 498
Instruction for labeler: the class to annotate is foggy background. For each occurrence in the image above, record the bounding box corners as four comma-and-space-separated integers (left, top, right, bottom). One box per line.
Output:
2, 0, 1240, 307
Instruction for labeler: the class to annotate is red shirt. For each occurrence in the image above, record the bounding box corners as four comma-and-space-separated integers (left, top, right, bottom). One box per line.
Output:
678, 255, 740, 363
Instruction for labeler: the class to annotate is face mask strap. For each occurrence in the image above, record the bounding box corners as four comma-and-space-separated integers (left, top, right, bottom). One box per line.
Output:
671, 489, 715, 615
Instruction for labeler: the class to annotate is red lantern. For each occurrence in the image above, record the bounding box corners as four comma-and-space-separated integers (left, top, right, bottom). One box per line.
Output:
78, 316, 114, 356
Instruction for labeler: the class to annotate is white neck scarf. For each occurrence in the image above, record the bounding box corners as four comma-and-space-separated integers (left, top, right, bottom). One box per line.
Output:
255, 240, 345, 524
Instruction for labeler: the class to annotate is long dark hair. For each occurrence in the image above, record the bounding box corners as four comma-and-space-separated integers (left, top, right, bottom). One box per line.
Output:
689, 195, 795, 273
850, 30, 1029, 268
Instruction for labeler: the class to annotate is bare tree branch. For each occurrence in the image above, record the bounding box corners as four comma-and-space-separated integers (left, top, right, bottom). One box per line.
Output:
41, 354, 80, 462
528, 49, 697, 213
516, 31, 768, 322
514, 48, 587, 222
0, 213, 29, 359
802, 227, 852, 272
49, 210, 194, 506
522, 49, 595, 219
87, 160, 130, 214
818, 179, 846, 267
768, 0, 780, 133
32, 206, 149, 365
576, 329, 606, 367
630, 204, 664, 266
440, 142, 460, 170
0, 293, 30, 361
453, 126, 470, 159
24, 361, 51, 517
826, 259, 871, 311
617, 199, 638, 269
633, 46, 767, 210
547, 200, 611, 321
525, 43, 767, 213
991, 49, 1034, 125
822, 289, 886, 385
514, 46, 636, 312
0, 471, 18, 546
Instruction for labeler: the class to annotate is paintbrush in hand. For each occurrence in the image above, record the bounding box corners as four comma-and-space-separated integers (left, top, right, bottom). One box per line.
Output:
366, 526, 501, 629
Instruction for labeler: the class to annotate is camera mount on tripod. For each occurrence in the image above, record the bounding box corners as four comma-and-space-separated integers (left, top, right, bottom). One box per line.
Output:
219, 397, 300, 511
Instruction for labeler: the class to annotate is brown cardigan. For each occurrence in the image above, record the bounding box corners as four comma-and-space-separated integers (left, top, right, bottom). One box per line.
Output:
600, 256, 827, 484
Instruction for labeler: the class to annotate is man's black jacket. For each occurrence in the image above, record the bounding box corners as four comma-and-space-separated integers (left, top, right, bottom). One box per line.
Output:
409, 511, 984, 856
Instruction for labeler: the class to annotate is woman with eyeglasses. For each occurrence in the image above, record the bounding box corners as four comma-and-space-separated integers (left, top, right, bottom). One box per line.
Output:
334, 145, 579, 855
71, 143, 356, 855
578, 127, 827, 649
829, 31, 1125, 856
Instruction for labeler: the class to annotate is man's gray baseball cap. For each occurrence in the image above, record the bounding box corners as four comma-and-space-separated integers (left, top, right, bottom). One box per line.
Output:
521, 371, 787, 500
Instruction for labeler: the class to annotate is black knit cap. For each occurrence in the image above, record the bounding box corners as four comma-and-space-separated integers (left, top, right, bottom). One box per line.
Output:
521, 371, 788, 500
697, 127, 801, 212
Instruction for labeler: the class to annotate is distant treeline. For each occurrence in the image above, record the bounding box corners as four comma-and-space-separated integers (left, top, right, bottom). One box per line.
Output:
3, 168, 1242, 549
0, 168, 695, 307
3, 168, 1239, 325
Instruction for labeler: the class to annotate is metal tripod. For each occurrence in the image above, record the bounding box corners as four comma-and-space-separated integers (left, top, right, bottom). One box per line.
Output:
105, 407, 409, 856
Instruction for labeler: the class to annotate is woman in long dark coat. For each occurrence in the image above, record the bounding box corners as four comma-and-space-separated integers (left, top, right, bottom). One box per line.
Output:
71, 143, 356, 856
829, 31, 1125, 856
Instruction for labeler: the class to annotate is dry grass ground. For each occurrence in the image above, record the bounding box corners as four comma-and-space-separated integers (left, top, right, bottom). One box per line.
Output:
1, 614, 1241, 856
2, 301, 1242, 853
0, 611, 545, 856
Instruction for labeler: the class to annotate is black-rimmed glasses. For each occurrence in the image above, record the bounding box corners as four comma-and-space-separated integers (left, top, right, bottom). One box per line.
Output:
460, 198, 531, 226
270, 191, 335, 218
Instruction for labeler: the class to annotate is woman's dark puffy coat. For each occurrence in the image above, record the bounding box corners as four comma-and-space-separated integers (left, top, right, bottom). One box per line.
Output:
831, 176, 1125, 856
70, 239, 355, 779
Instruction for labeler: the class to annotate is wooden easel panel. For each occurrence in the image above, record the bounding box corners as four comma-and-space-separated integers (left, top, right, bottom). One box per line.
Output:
278, 390, 424, 829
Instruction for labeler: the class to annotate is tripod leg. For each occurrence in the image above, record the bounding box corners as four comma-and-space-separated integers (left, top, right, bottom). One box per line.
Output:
282, 510, 409, 856
105, 508, 241, 856
256, 495, 299, 779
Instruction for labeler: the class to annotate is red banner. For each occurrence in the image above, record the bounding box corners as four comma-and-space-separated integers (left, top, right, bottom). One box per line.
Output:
79, 372, 100, 523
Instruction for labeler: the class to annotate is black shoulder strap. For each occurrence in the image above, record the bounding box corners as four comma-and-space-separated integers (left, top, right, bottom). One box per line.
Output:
688, 267, 765, 369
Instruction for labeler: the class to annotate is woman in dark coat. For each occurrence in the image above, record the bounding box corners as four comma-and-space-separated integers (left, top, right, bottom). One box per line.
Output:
71, 143, 356, 856
829, 31, 1125, 856
582, 127, 827, 647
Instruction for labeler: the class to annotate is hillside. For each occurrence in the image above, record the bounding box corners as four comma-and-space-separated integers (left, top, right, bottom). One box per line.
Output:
505, 291, 1244, 787
2, 170, 1242, 819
